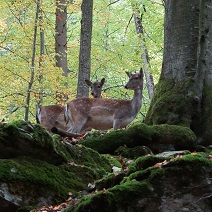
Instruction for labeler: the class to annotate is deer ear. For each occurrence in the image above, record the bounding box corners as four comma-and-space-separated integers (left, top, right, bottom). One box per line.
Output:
125, 71, 132, 78
139, 68, 143, 77
84, 79, 92, 86
101, 78, 105, 86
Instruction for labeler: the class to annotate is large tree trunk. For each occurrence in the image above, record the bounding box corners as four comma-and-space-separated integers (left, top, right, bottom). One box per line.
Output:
77, 0, 93, 98
145, 0, 212, 145
196, 0, 212, 145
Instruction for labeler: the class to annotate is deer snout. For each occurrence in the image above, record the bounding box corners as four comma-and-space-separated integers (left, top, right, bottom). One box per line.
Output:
125, 85, 129, 89
91, 92, 98, 98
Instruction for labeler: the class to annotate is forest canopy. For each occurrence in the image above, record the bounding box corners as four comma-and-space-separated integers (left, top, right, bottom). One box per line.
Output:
0, 0, 164, 122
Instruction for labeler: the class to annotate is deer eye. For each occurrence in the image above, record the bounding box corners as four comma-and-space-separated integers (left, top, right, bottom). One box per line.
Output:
98, 85, 101, 88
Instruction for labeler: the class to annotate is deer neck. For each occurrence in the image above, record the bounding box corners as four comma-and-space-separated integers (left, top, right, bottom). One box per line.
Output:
131, 88, 142, 114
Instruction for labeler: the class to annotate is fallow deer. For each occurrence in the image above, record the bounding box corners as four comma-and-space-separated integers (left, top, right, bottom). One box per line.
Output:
36, 78, 105, 133
85, 78, 105, 98
65, 68, 143, 134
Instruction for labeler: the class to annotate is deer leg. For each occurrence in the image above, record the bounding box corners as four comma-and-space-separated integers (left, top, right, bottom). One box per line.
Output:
69, 116, 88, 134
113, 119, 121, 130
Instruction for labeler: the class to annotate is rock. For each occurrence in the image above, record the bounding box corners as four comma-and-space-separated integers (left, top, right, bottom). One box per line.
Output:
0, 121, 112, 211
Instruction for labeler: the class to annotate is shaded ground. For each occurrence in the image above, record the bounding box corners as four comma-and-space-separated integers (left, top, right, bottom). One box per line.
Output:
0, 120, 211, 212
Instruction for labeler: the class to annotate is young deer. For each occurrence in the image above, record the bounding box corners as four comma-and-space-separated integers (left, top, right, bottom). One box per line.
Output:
36, 78, 105, 133
65, 68, 143, 134
85, 78, 105, 98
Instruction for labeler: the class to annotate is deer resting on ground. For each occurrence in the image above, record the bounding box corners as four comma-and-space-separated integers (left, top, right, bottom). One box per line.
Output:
36, 78, 105, 133
65, 68, 143, 134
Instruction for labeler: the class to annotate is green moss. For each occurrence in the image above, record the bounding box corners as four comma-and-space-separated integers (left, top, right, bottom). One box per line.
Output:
0, 158, 85, 198
81, 130, 129, 154
64, 145, 112, 175
0, 121, 59, 163
102, 154, 122, 168
81, 123, 197, 154
109, 180, 151, 206
66, 152, 212, 211
132, 155, 165, 171
198, 85, 212, 145
125, 123, 154, 143
166, 153, 212, 167
95, 172, 125, 190
145, 78, 195, 127
125, 167, 154, 182
0, 120, 54, 148
69, 191, 117, 212
115, 145, 153, 159
152, 124, 197, 149
70, 180, 152, 212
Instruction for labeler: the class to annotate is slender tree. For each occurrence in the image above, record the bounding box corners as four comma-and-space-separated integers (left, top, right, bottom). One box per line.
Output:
55, 0, 68, 77
77, 0, 93, 98
37, 0, 44, 107
131, 0, 155, 99
25, 0, 40, 121
145, 0, 212, 145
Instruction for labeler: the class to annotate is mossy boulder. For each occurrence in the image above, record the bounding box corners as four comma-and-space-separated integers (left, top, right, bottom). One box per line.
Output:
81, 123, 197, 154
114, 145, 153, 159
0, 121, 113, 211
66, 152, 212, 212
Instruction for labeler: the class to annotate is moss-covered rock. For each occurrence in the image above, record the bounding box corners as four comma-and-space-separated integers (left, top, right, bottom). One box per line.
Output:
0, 121, 114, 210
66, 152, 212, 212
81, 123, 197, 154
114, 145, 153, 159
144, 79, 212, 146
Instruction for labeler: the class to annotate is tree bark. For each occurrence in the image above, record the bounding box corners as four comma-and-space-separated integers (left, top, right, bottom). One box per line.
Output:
145, 0, 212, 145
25, 0, 40, 121
195, 0, 212, 144
55, 0, 68, 77
77, 0, 93, 98
131, 1, 155, 99
37, 1, 44, 107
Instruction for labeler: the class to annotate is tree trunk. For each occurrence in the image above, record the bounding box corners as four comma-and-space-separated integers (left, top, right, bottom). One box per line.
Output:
195, 0, 212, 145
25, 0, 40, 121
77, 0, 93, 98
37, 1, 44, 107
145, 0, 212, 145
55, 0, 68, 77
131, 1, 155, 99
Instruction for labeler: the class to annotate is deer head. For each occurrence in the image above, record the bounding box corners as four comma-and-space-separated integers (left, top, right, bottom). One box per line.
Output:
84, 78, 105, 98
65, 68, 143, 134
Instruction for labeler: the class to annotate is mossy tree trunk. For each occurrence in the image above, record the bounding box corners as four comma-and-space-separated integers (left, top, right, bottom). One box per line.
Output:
145, 0, 212, 145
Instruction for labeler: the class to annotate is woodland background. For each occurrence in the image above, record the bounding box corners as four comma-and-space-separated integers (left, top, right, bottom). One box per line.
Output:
0, 0, 164, 123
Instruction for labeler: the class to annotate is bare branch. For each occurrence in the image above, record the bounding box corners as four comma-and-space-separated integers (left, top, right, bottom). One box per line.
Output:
107, 0, 121, 7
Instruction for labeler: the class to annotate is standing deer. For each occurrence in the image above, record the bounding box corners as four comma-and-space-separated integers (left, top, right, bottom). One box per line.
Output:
85, 78, 105, 98
36, 78, 105, 133
65, 68, 143, 134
